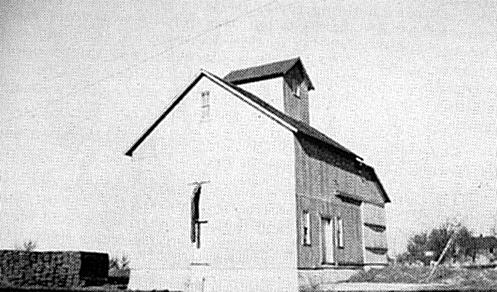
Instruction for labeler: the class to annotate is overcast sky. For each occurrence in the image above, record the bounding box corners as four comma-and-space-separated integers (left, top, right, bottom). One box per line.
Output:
1, 0, 496, 256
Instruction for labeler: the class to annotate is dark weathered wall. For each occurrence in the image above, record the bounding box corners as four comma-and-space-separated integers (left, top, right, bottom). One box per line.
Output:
295, 136, 385, 207
297, 195, 363, 267
0, 250, 108, 288
294, 135, 386, 268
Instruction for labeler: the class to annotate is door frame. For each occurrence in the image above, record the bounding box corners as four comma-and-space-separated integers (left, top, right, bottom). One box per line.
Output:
321, 217, 336, 265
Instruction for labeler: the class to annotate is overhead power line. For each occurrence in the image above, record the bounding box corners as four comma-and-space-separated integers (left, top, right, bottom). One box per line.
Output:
2, 0, 282, 125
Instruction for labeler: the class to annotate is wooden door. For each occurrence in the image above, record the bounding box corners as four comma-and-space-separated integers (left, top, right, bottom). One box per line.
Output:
321, 218, 335, 264
191, 183, 208, 264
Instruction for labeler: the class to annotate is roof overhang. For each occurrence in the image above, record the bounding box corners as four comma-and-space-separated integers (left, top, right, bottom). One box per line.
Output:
125, 72, 204, 157
364, 165, 391, 204
224, 57, 315, 90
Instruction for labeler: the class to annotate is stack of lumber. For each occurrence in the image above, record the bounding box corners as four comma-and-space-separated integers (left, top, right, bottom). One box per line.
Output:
0, 250, 108, 288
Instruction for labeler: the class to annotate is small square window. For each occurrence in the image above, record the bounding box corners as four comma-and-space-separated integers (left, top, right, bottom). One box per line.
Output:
302, 210, 311, 245
201, 91, 210, 120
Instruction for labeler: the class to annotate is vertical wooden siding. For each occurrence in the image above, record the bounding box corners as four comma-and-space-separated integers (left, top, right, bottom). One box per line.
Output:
362, 203, 386, 226
363, 227, 388, 250
296, 195, 363, 267
295, 136, 386, 206
362, 203, 388, 264
283, 66, 310, 123
294, 135, 387, 268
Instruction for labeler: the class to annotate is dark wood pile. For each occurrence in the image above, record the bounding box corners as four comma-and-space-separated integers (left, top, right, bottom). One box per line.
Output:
0, 250, 108, 288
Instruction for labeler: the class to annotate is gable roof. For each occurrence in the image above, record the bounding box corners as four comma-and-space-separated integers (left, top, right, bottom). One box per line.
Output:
224, 57, 315, 90
125, 69, 357, 159
125, 68, 390, 203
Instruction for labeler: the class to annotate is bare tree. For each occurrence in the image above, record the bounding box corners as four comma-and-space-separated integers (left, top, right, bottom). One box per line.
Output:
397, 222, 472, 265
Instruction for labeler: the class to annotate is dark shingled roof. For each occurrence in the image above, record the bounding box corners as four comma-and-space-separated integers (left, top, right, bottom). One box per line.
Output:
224, 57, 315, 90
207, 71, 357, 159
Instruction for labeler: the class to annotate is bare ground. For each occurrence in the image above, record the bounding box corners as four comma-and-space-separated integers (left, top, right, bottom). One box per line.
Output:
345, 265, 497, 289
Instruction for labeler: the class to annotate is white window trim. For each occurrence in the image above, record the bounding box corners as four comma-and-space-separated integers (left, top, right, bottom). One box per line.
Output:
302, 210, 311, 246
336, 216, 344, 248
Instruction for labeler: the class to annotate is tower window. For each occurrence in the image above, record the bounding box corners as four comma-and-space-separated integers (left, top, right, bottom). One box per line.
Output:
294, 85, 301, 98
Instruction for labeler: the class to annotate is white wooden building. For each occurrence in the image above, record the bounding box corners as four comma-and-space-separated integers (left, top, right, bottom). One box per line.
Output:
125, 58, 389, 291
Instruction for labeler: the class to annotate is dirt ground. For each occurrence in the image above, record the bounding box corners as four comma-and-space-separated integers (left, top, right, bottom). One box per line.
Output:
345, 265, 497, 289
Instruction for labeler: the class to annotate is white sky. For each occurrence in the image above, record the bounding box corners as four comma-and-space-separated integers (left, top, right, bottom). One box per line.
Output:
0, 0, 496, 256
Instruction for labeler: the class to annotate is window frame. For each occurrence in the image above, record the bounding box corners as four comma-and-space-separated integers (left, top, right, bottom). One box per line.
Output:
336, 216, 344, 249
302, 210, 311, 246
200, 90, 210, 120
293, 84, 301, 98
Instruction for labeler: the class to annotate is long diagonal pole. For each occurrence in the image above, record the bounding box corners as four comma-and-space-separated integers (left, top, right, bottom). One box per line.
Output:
426, 225, 459, 281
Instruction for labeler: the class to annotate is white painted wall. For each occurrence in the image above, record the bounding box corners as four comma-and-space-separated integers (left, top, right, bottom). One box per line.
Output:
127, 76, 298, 291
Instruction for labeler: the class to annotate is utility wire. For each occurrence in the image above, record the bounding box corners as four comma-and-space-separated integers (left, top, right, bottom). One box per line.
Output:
2, 0, 281, 125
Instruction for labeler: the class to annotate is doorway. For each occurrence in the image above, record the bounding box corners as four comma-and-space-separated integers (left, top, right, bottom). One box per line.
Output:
321, 218, 335, 264
190, 182, 210, 292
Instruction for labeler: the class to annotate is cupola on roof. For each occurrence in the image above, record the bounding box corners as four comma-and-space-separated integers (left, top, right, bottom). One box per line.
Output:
224, 57, 314, 90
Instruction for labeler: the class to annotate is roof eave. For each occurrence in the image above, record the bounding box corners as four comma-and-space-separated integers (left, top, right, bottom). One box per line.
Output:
295, 131, 361, 161
370, 168, 390, 203
284, 58, 315, 90
124, 72, 204, 157
125, 69, 302, 157
224, 57, 315, 91
228, 72, 284, 86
